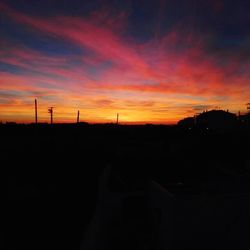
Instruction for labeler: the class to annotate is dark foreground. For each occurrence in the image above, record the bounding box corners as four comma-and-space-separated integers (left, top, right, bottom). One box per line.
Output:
4, 123, 250, 250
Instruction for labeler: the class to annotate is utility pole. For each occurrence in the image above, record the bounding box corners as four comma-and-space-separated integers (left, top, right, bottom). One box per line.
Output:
48, 107, 54, 124
35, 99, 38, 124
116, 113, 119, 125
77, 110, 80, 123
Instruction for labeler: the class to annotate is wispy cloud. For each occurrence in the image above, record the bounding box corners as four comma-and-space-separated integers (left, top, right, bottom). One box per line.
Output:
0, 2, 249, 123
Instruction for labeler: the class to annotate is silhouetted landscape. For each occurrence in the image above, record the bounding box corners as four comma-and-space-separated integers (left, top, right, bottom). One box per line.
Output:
2, 0, 250, 249
5, 112, 250, 249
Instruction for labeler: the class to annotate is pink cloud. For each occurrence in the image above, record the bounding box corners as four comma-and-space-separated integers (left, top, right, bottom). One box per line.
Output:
1, 2, 250, 123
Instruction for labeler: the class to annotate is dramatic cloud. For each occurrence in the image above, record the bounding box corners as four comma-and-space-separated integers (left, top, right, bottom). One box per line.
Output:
0, 1, 250, 123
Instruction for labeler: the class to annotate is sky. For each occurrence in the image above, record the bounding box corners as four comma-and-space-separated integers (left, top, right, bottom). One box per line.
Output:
0, 0, 250, 124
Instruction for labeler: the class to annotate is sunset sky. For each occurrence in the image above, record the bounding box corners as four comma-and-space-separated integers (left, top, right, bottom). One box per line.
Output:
0, 0, 250, 124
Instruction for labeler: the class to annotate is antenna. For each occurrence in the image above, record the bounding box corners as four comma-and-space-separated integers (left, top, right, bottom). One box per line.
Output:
77, 110, 80, 123
48, 107, 54, 124
35, 99, 38, 124
116, 113, 119, 125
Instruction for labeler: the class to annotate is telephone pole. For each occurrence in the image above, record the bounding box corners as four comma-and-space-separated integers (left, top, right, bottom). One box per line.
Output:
48, 107, 54, 124
77, 110, 80, 123
116, 113, 119, 125
35, 99, 38, 124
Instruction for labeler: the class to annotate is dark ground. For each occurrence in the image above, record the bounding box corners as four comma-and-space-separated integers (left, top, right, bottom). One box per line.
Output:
4, 123, 250, 250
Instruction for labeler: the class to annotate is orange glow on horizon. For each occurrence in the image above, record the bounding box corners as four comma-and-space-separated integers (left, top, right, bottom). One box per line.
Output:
0, 2, 250, 124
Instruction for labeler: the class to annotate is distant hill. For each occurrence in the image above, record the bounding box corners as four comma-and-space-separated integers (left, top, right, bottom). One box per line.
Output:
196, 110, 237, 131
178, 110, 238, 131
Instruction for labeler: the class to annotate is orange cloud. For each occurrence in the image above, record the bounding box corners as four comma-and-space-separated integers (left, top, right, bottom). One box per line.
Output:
0, 2, 250, 123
